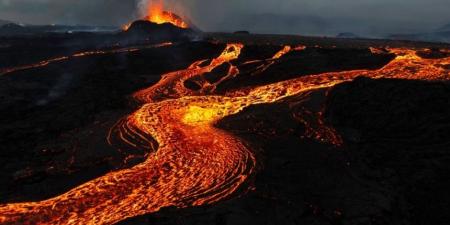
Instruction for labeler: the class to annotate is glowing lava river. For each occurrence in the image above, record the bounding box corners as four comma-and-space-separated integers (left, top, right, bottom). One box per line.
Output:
0, 43, 449, 225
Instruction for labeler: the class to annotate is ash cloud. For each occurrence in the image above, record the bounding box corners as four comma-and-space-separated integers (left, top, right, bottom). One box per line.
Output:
1, 0, 449, 37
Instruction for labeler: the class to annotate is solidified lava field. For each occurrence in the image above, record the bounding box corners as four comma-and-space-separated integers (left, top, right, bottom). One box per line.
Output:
0, 25, 449, 225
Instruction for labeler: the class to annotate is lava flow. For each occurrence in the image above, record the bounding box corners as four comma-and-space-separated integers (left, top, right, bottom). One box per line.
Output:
0, 43, 173, 76
0, 44, 449, 225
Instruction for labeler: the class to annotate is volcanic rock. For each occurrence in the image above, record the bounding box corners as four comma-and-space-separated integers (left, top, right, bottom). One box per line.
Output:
123, 20, 198, 42
325, 77, 450, 225
0, 23, 26, 35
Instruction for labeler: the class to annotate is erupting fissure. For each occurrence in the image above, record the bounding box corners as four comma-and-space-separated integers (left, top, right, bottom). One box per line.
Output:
122, 0, 189, 31
0, 43, 449, 225
143, 0, 188, 29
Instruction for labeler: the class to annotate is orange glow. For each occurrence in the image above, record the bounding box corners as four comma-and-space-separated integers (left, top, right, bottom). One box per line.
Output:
272, 45, 292, 59
0, 43, 172, 76
0, 44, 449, 225
144, 0, 188, 28
182, 105, 221, 125
122, 23, 131, 31
121, 0, 189, 31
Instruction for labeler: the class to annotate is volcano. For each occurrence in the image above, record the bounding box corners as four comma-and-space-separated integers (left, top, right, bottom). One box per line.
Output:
122, 20, 197, 42
121, 0, 198, 42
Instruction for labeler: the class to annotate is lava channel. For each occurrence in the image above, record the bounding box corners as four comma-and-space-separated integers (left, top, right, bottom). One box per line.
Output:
0, 44, 449, 225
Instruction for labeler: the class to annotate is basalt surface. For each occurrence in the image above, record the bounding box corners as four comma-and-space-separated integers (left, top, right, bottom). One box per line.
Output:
0, 32, 449, 225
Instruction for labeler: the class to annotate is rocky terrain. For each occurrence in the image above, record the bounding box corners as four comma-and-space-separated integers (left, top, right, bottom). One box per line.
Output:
116, 78, 450, 225
0, 25, 449, 225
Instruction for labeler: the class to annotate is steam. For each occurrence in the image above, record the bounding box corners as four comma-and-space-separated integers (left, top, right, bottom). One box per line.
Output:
137, 0, 150, 18
36, 73, 74, 106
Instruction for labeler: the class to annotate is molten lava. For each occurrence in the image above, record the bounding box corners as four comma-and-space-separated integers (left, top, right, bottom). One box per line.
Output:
0, 43, 449, 225
122, 0, 189, 31
144, 0, 188, 28
0, 43, 174, 76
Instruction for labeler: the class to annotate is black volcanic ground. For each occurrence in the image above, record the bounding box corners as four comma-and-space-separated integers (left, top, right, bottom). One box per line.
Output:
0, 24, 450, 225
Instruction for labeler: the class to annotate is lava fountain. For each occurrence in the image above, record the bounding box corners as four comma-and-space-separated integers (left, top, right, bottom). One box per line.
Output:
123, 0, 189, 30
144, 0, 189, 28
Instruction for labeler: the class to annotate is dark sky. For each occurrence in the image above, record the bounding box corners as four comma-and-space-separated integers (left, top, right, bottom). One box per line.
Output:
1, 0, 449, 37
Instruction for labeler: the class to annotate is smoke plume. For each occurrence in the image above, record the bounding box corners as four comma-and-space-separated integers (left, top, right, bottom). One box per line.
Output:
0, 0, 449, 37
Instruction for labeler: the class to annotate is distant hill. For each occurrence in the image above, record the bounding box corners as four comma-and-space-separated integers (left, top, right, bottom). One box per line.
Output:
0, 23, 118, 36
437, 23, 450, 32
387, 22, 450, 43
0, 23, 27, 34
336, 32, 359, 39
0, 19, 13, 26
388, 31, 450, 43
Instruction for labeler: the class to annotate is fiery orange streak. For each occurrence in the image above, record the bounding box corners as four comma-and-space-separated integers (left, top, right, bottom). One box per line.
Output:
0, 45, 448, 225
0, 56, 69, 76
0, 43, 173, 76
272, 45, 292, 59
